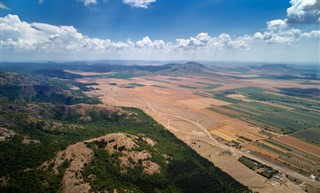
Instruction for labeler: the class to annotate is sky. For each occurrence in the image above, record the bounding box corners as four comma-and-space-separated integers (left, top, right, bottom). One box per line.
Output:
0, 0, 319, 63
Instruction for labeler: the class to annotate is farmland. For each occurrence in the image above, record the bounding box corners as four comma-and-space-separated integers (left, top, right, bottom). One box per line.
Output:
78, 63, 320, 193
291, 127, 320, 146
3, 62, 319, 193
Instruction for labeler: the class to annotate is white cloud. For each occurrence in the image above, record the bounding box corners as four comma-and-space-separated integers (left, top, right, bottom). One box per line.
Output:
267, 19, 288, 31
136, 36, 165, 49
122, 0, 156, 8
267, 0, 320, 30
175, 33, 251, 51
1, 14, 319, 63
82, 0, 97, 6
253, 28, 304, 44
302, 30, 320, 37
0, 14, 129, 51
287, 0, 320, 24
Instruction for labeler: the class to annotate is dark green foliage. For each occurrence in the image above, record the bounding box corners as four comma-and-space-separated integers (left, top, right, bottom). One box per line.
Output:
238, 156, 278, 179
179, 85, 198, 89
151, 85, 167, 88
278, 88, 320, 99
0, 85, 22, 102
128, 83, 145, 87
72, 81, 99, 91
2, 169, 62, 193
238, 136, 252, 142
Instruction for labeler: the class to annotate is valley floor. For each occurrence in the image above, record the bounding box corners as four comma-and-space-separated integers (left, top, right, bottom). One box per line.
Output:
81, 74, 320, 193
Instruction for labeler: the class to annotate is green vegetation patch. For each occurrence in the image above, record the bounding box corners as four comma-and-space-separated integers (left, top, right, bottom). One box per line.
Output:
145, 78, 171, 84
107, 73, 141, 79
238, 156, 278, 179
179, 85, 198, 89
167, 77, 182, 81
212, 91, 320, 134
278, 88, 320, 99
129, 83, 145, 87
151, 85, 167, 88
264, 139, 292, 152
203, 84, 223, 90
291, 127, 320, 146
238, 136, 252, 142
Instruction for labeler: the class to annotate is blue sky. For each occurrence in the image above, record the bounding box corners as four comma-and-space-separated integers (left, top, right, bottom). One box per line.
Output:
1, 0, 290, 40
1, 0, 319, 63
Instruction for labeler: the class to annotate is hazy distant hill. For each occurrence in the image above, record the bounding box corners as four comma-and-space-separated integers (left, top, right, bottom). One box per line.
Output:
159, 62, 208, 74
1, 62, 212, 76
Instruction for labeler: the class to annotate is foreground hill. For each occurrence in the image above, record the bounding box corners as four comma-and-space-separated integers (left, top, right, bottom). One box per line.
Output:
0, 72, 249, 193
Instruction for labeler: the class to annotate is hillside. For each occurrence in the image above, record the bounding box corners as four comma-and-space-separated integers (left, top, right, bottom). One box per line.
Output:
0, 72, 100, 104
0, 72, 250, 193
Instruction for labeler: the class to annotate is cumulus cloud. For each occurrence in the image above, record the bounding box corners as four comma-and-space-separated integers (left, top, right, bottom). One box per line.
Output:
122, 0, 156, 8
267, 19, 288, 31
136, 36, 165, 49
0, 14, 166, 52
175, 33, 251, 51
267, 0, 320, 30
0, 14, 127, 51
253, 29, 302, 44
1, 14, 319, 63
287, 0, 320, 23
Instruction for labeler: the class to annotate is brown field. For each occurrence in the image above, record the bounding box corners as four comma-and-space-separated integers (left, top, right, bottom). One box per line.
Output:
80, 74, 320, 192
275, 136, 320, 157
210, 129, 237, 141
209, 120, 266, 143
176, 98, 231, 109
